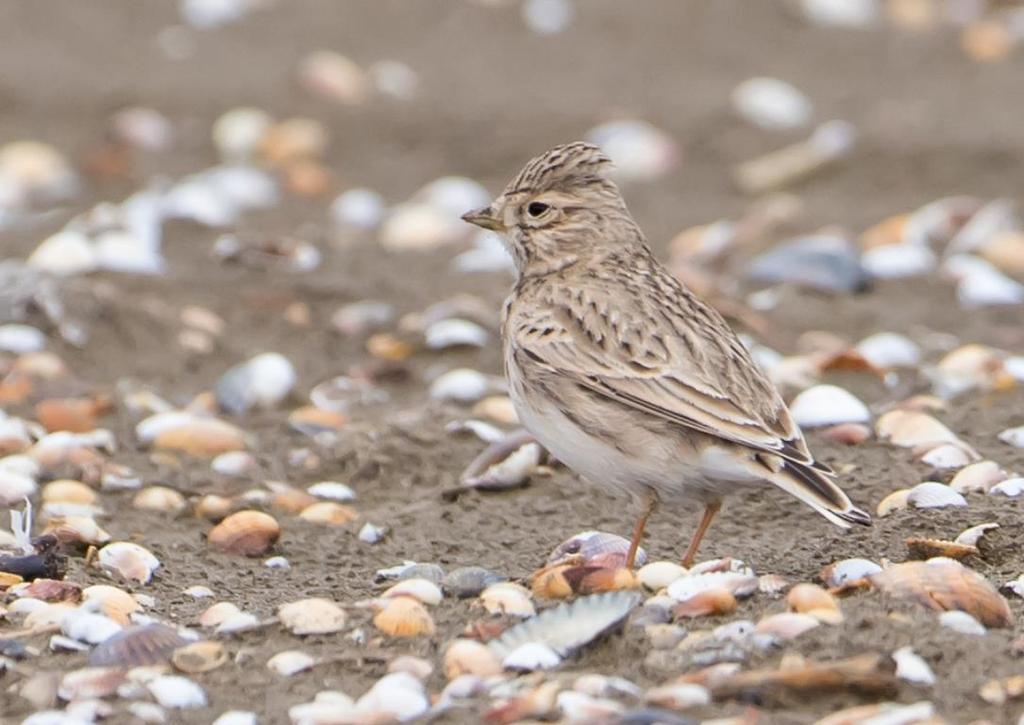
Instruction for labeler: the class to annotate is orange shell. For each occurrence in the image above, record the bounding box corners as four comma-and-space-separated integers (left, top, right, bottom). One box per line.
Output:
207, 510, 280, 556
672, 587, 737, 619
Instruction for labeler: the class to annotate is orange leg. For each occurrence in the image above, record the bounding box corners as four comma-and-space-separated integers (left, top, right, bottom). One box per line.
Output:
682, 501, 722, 568
625, 492, 658, 570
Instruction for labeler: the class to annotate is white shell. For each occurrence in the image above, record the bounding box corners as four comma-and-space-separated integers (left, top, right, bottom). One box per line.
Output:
184, 586, 215, 599
215, 612, 260, 634
713, 620, 755, 642
358, 522, 387, 544
147, 675, 207, 709
307, 481, 356, 502
906, 482, 967, 509
789, 385, 870, 428
938, 610, 987, 636
522, 0, 574, 35
97, 542, 161, 584
61, 610, 123, 645
331, 188, 385, 230
216, 352, 296, 414
416, 176, 490, 218
502, 642, 561, 671
998, 426, 1024, 448
637, 561, 688, 591
955, 523, 999, 546
0, 324, 46, 353
643, 682, 711, 709
821, 558, 882, 587
855, 332, 921, 369
264, 556, 290, 569
127, 702, 167, 723
424, 319, 488, 349
380, 202, 463, 252
1004, 574, 1024, 598
667, 571, 758, 601
955, 259, 1024, 307
557, 690, 625, 721
861, 243, 936, 279
951, 461, 1008, 493
754, 612, 820, 640
268, 650, 316, 676
585, 120, 677, 183
731, 77, 812, 131
355, 672, 429, 722
478, 582, 536, 617
278, 598, 346, 635
0, 469, 38, 505
384, 579, 443, 606
211, 451, 257, 477
429, 368, 495, 403
212, 711, 258, 725
212, 107, 273, 162
920, 443, 972, 470
27, 230, 98, 276
893, 646, 935, 685
989, 477, 1024, 497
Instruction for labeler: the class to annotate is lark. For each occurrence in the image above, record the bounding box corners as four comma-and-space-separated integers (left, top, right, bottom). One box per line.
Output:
462, 142, 870, 568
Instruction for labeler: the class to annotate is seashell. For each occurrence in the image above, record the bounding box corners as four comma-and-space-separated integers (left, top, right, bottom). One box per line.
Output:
152, 417, 247, 457
213, 107, 272, 161
892, 646, 935, 686
906, 481, 967, 509
82, 585, 140, 614
424, 318, 488, 349
989, 477, 1024, 497
50, 634, 89, 653
754, 612, 820, 640
478, 582, 535, 617
259, 118, 327, 166
643, 682, 712, 710
429, 368, 498, 403
556, 690, 625, 721
919, 443, 972, 469
931, 342, 1014, 396
460, 440, 541, 494
216, 352, 296, 414
876, 489, 910, 517
869, 559, 1013, 627
585, 120, 678, 182
950, 460, 1007, 495
381, 201, 464, 251
789, 385, 870, 428
212, 711, 258, 725
875, 410, 967, 450
637, 561, 688, 591
855, 332, 921, 369
195, 494, 234, 521
264, 555, 290, 569
41, 479, 97, 505
184, 585, 214, 599
306, 481, 356, 502
786, 583, 841, 621
746, 234, 866, 292
358, 522, 388, 544
267, 649, 316, 676
502, 641, 561, 671
288, 406, 347, 438
387, 655, 432, 682
998, 425, 1024, 449
955, 522, 999, 547
819, 422, 871, 445
471, 396, 519, 426
58, 667, 126, 701
299, 51, 369, 105
199, 602, 242, 628
61, 610, 123, 644
298, 501, 358, 527
443, 639, 503, 679
758, 574, 791, 597
801, 0, 878, 27
216, 611, 259, 634
13, 579, 82, 602
97, 542, 160, 584
906, 537, 977, 561
331, 189, 385, 232
666, 571, 759, 601
35, 396, 109, 434
266, 481, 317, 513
978, 675, 1024, 705
147, 675, 207, 709
731, 77, 812, 131
0, 324, 46, 354
133, 485, 187, 513
672, 587, 737, 618
489, 591, 642, 659
89, 624, 187, 667
373, 596, 436, 638
208, 511, 280, 556
0, 468, 37, 505
384, 578, 443, 606
522, 0, 573, 35
820, 558, 882, 588
712, 619, 755, 643
442, 566, 506, 598
354, 672, 429, 722
279, 598, 346, 635
548, 530, 646, 569
939, 609, 987, 635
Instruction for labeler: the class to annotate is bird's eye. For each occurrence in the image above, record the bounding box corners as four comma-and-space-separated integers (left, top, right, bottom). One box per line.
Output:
527, 202, 550, 217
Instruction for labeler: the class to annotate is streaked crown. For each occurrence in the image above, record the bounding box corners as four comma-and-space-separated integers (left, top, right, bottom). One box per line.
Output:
503, 142, 614, 196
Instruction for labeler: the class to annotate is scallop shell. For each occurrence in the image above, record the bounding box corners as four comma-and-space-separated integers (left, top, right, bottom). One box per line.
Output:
97, 542, 160, 584
171, 640, 228, 673
89, 624, 187, 667
41, 479, 97, 505
547, 530, 646, 569
443, 639, 503, 680
906, 482, 967, 509
58, 667, 127, 701
278, 598, 347, 635
875, 410, 971, 452
919, 443, 972, 469
208, 510, 280, 556
199, 602, 243, 628
906, 537, 978, 561
61, 610, 123, 644
672, 587, 737, 618
373, 596, 436, 638
868, 559, 1013, 627
488, 591, 642, 660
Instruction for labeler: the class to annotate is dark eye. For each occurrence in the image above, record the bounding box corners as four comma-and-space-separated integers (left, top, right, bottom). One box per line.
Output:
527, 202, 550, 217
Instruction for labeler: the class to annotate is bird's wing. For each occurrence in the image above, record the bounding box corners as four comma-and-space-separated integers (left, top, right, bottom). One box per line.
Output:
508, 273, 824, 470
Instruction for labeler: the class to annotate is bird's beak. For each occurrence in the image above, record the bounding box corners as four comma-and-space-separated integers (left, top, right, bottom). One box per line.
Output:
461, 205, 502, 231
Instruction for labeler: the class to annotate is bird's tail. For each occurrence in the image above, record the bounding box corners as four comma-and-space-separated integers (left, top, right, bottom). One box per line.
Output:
758, 455, 872, 528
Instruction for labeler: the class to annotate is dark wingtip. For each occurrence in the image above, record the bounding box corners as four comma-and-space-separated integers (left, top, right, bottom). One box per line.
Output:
840, 507, 873, 527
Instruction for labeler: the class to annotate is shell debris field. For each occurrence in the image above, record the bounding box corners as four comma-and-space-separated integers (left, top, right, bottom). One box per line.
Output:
2, 2, 1024, 724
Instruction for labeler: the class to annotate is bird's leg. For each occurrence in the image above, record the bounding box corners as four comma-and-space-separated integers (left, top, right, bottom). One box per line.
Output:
681, 501, 722, 568
625, 491, 659, 570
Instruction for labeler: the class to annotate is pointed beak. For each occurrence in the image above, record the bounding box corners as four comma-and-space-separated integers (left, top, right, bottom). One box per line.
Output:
461, 205, 502, 231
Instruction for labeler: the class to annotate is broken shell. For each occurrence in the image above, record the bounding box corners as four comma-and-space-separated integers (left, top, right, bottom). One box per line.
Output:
790, 385, 870, 427
503, 641, 561, 671
998, 425, 1024, 448
989, 477, 1024, 497
208, 510, 280, 556
892, 646, 935, 686
489, 591, 642, 660
147, 675, 207, 709
133, 485, 187, 513
444, 639, 503, 679
89, 624, 187, 667
868, 559, 1013, 627
478, 582, 535, 617
906, 482, 967, 509
950, 461, 1007, 493
906, 537, 978, 561
384, 578, 443, 606
172, 640, 228, 673
279, 598, 347, 635
820, 558, 882, 588
876, 489, 910, 517
637, 561, 688, 590
268, 649, 316, 676
955, 522, 999, 547
855, 332, 921, 369
939, 610, 987, 636
97, 542, 160, 584
672, 587, 737, 618
548, 530, 646, 568
754, 612, 820, 640
298, 501, 358, 526
373, 596, 436, 638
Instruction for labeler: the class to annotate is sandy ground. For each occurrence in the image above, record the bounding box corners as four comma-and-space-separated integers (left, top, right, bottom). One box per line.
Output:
2, 1, 1024, 723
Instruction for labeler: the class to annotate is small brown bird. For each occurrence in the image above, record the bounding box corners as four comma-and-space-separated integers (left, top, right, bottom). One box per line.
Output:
462, 142, 870, 568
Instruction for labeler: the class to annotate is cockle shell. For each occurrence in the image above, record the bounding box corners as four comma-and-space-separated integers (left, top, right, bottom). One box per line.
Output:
133, 485, 187, 513
667, 571, 759, 601
208, 511, 280, 556
373, 596, 436, 638
147, 675, 207, 709
989, 477, 1024, 497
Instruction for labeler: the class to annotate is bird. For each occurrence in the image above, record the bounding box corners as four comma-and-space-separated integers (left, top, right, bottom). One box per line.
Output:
461, 141, 870, 569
